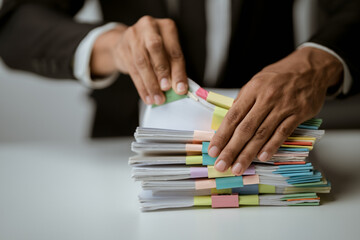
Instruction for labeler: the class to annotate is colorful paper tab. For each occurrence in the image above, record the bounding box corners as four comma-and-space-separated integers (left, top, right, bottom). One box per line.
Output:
258, 184, 276, 193
190, 167, 208, 178
193, 130, 214, 142
152, 88, 187, 107
211, 194, 239, 208
215, 176, 244, 189
211, 188, 232, 194
195, 179, 216, 190
211, 106, 228, 130
207, 91, 234, 109
202, 153, 217, 165
185, 156, 203, 165
243, 175, 260, 185
195, 87, 209, 100
202, 142, 210, 153
194, 196, 212, 206
238, 195, 259, 205
185, 144, 203, 153
232, 184, 259, 195
207, 166, 234, 178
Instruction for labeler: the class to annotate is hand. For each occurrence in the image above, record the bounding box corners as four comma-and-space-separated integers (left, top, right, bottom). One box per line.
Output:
208, 47, 343, 175
90, 16, 188, 105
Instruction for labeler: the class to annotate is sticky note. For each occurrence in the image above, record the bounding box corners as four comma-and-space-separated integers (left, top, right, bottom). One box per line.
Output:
211, 188, 232, 194
202, 154, 217, 165
185, 144, 203, 153
202, 142, 210, 153
243, 175, 260, 185
195, 87, 209, 100
211, 194, 239, 208
238, 195, 259, 205
207, 166, 234, 178
215, 176, 243, 189
194, 196, 212, 206
211, 106, 228, 130
193, 130, 214, 142
232, 184, 259, 195
195, 179, 216, 190
185, 155, 203, 165
152, 88, 187, 107
258, 184, 276, 193
190, 167, 208, 178
207, 91, 234, 109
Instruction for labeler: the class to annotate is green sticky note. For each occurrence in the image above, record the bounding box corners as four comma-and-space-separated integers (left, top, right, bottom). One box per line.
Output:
152, 88, 187, 107
239, 195, 259, 205
216, 176, 243, 189
258, 184, 276, 193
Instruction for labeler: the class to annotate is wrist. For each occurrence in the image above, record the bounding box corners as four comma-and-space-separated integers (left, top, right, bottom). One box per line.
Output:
90, 24, 127, 77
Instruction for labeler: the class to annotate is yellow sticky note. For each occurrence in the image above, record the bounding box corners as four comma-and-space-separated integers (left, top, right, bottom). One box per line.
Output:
259, 184, 276, 193
207, 91, 234, 109
211, 188, 232, 194
207, 165, 234, 178
211, 106, 228, 130
194, 196, 212, 206
239, 195, 259, 205
185, 155, 203, 165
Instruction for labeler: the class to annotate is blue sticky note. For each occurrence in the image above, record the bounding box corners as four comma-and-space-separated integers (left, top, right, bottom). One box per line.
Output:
278, 147, 309, 152
202, 142, 210, 153
216, 176, 243, 190
232, 184, 259, 195
202, 154, 217, 165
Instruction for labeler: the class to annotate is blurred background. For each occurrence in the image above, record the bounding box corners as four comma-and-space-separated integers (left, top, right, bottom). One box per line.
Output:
0, 0, 359, 142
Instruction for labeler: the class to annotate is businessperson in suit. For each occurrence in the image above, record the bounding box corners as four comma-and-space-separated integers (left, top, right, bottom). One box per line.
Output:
0, 0, 359, 175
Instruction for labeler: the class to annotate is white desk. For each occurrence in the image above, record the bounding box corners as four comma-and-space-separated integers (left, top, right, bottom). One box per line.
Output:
1, 130, 360, 240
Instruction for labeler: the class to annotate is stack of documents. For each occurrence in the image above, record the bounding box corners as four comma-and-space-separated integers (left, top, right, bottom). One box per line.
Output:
129, 79, 330, 211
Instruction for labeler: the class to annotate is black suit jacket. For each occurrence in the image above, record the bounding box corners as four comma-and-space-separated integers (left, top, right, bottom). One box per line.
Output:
0, 0, 359, 137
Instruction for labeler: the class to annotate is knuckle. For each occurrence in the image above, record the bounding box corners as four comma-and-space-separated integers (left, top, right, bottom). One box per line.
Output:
225, 110, 240, 124
162, 18, 176, 27
147, 36, 163, 51
169, 48, 183, 60
239, 121, 254, 135
154, 64, 168, 74
213, 134, 227, 146
134, 54, 148, 68
254, 127, 268, 140
139, 15, 154, 25
277, 125, 291, 137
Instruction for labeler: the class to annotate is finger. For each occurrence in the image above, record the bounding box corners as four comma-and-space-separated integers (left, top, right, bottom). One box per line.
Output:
128, 64, 153, 105
230, 111, 287, 175
207, 93, 255, 158
130, 38, 165, 105
143, 26, 171, 91
214, 101, 272, 172
257, 115, 301, 162
158, 19, 188, 95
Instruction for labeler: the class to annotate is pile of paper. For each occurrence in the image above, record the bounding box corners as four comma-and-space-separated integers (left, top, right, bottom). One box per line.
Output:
129, 79, 330, 211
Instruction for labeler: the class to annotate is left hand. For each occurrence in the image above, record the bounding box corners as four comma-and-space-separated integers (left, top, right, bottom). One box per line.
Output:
208, 47, 343, 175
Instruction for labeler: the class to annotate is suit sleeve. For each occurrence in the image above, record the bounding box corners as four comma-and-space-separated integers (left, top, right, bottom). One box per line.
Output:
308, 0, 360, 97
0, 0, 102, 79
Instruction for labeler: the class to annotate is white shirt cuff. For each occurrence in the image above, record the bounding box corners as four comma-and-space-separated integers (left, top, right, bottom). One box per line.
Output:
73, 22, 119, 89
298, 42, 353, 97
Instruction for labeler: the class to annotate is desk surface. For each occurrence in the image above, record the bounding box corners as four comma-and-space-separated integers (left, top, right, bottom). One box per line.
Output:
1, 130, 360, 240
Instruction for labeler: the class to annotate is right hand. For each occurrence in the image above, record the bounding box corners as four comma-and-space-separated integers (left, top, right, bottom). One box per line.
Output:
90, 16, 188, 105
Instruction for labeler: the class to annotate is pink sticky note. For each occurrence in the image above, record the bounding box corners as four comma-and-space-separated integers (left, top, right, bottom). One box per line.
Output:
196, 87, 209, 100
242, 164, 256, 175
243, 175, 260, 185
211, 194, 239, 208
195, 179, 216, 189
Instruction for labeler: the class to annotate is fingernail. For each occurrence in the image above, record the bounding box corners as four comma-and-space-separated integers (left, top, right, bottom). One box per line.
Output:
232, 163, 242, 175
215, 160, 226, 172
208, 146, 219, 157
160, 78, 170, 90
146, 96, 152, 105
259, 152, 269, 162
154, 95, 163, 105
177, 82, 186, 93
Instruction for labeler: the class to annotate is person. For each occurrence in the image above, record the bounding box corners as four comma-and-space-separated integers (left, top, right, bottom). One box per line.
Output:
0, 0, 359, 175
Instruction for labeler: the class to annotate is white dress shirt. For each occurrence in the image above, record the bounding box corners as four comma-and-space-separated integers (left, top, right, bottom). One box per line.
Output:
73, 0, 352, 96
